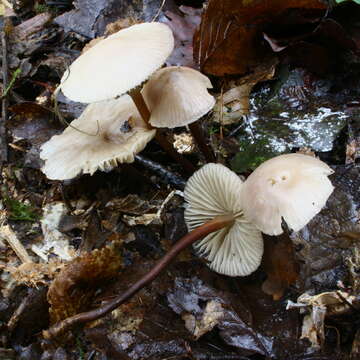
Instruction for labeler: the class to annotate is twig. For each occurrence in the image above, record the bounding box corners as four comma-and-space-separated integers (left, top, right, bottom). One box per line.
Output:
135, 154, 186, 189
151, 0, 166, 22
0, 224, 32, 263
53, 87, 100, 137
43, 215, 234, 339
0, 18, 10, 164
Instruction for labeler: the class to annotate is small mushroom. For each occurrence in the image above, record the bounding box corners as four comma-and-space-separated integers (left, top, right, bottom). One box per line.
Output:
184, 163, 263, 276
142, 66, 216, 162
60, 22, 174, 103
241, 153, 334, 236
142, 66, 215, 128
41, 96, 156, 180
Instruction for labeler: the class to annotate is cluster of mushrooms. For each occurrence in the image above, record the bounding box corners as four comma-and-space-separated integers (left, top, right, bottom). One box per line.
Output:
41, 22, 336, 339
40, 22, 335, 278
41, 22, 214, 180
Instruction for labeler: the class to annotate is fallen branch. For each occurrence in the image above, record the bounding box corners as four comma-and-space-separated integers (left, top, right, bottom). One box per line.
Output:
43, 215, 234, 339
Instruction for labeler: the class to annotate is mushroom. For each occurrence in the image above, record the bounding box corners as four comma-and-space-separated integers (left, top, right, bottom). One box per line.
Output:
184, 163, 263, 276
56, 22, 195, 173
60, 22, 174, 104
41, 96, 156, 180
44, 155, 335, 338
142, 66, 215, 128
240, 153, 334, 236
142, 66, 216, 162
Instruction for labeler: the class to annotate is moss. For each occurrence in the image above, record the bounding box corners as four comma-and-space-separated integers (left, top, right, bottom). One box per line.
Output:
230, 138, 282, 173
3, 196, 39, 222
34, 2, 51, 14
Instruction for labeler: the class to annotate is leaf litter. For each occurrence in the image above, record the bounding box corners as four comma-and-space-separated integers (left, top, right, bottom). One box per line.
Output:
0, 0, 360, 359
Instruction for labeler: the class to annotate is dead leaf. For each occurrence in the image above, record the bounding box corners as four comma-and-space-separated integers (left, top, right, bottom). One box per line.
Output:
261, 233, 299, 300
168, 277, 273, 356
182, 300, 224, 339
194, 0, 326, 76
163, 6, 202, 68
6, 260, 63, 287
287, 291, 360, 349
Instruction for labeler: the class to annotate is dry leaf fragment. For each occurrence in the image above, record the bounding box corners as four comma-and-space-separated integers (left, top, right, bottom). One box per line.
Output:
6, 260, 63, 287
287, 291, 359, 349
182, 300, 224, 339
213, 60, 276, 124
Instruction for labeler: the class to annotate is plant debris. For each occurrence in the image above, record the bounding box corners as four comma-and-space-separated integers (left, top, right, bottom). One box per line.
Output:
1, 0, 360, 358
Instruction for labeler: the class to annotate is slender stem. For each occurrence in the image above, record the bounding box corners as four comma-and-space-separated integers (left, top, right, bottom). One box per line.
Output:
128, 87, 152, 128
189, 122, 216, 163
43, 215, 234, 339
129, 87, 196, 174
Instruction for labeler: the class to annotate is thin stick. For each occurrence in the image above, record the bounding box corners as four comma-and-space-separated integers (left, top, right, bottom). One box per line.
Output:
129, 88, 196, 174
53, 87, 99, 137
0, 225, 32, 263
135, 154, 186, 189
0, 19, 10, 164
189, 122, 216, 163
43, 215, 234, 339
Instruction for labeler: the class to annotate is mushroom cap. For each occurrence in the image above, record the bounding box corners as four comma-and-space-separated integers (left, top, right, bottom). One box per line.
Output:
40, 95, 156, 180
142, 66, 215, 128
60, 22, 174, 103
241, 154, 334, 236
184, 163, 263, 277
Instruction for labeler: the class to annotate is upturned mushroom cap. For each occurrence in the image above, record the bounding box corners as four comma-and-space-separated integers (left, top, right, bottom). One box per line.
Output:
142, 66, 215, 128
40, 95, 156, 180
60, 22, 174, 103
241, 154, 334, 236
184, 163, 263, 277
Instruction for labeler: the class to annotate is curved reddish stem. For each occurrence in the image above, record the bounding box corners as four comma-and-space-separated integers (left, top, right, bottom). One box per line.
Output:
43, 215, 234, 339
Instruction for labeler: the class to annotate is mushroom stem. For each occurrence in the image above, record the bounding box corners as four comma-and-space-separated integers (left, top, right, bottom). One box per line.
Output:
129, 87, 196, 174
189, 122, 216, 163
128, 87, 153, 129
43, 214, 234, 339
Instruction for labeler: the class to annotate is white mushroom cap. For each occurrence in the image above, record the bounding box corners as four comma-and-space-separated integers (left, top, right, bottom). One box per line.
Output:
184, 163, 263, 277
142, 66, 215, 128
40, 95, 156, 180
241, 154, 334, 236
60, 22, 174, 103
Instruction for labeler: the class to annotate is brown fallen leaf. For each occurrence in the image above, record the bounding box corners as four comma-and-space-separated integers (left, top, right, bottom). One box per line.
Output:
194, 0, 326, 76
261, 233, 299, 300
